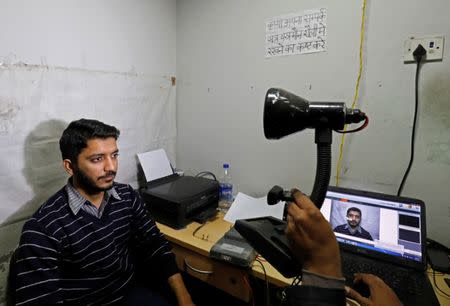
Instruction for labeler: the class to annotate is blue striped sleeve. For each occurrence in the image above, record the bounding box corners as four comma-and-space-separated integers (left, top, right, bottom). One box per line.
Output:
128, 186, 179, 280
15, 218, 63, 305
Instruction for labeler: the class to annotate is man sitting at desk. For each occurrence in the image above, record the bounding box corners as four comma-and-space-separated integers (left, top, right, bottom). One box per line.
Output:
333, 207, 373, 241
14, 119, 194, 306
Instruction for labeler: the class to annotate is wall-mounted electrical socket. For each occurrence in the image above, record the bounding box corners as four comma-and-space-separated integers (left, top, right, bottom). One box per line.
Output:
403, 35, 444, 63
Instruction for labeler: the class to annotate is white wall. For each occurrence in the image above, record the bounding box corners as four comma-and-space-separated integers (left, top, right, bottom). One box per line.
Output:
0, 0, 177, 222
1, 0, 176, 73
176, 0, 450, 246
0, 1, 177, 302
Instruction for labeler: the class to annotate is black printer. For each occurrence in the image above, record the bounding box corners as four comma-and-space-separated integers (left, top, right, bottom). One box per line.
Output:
141, 174, 219, 229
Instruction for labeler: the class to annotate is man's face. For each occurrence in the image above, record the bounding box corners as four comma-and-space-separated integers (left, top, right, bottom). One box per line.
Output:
71, 137, 119, 195
346, 210, 361, 228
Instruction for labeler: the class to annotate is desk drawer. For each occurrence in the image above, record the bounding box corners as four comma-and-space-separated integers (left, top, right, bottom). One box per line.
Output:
172, 244, 251, 302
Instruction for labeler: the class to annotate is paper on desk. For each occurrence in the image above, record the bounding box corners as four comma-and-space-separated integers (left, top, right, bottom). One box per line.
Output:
224, 192, 285, 224
137, 148, 174, 182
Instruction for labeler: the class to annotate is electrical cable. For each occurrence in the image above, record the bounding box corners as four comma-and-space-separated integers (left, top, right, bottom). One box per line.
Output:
290, 274, 302, 287
336, 114, 369, 134
397, 44, 426, 196
254, 258, 270, 306
256, 254, 267, 262
432, 268, 450, 298
195, 171, 217, 181
192, 222, 210, 241
336, 0, 367, 186
241, 273, 255, 306
425, 237, 450, 299
427, 269, 445, 276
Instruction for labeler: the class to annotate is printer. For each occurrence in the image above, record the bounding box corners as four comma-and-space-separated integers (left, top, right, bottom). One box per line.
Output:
141, 174, 219, 229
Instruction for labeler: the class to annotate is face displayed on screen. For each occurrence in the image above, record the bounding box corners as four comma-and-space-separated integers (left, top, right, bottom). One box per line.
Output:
347, 209, 361, 228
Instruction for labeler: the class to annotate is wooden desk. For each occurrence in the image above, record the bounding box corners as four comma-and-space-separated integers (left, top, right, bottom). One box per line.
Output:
158, 214, 450, 305
428, 269, 450, 306
157, 213, 292, 301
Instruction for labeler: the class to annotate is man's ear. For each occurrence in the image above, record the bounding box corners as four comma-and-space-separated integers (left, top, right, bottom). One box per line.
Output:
63, 159, 75, 176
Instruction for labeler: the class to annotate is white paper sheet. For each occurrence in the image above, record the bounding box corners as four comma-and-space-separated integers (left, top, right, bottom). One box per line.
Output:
137, 148, 174, 182
224, 192, 285, 224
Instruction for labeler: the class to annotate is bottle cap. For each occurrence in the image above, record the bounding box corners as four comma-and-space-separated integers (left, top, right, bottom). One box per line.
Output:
223, 163, 229, 168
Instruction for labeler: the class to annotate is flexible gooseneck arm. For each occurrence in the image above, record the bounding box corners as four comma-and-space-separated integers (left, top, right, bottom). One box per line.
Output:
310, 127, 332, 208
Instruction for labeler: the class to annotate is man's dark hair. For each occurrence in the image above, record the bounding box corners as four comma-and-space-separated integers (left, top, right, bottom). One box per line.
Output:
347, 207, 362, 217
59, 119, 120, 163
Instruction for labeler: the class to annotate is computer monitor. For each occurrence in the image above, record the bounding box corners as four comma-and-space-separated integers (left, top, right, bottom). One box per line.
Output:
322, 186, 425, 265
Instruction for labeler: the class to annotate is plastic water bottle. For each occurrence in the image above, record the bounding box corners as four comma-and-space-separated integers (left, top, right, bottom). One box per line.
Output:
218, 163, 233, 213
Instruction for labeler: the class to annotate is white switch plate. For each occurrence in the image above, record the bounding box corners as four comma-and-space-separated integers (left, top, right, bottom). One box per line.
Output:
403, 35, 444, 63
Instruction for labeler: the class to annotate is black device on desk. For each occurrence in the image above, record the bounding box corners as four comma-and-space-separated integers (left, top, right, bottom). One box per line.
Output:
427, 241, 450, 273
141, 174, 219, 229
210, 227, 257, 267
235, 186, 299, 278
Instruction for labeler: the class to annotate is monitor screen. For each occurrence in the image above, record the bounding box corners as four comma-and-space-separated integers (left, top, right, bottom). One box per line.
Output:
320, 188, 423, 263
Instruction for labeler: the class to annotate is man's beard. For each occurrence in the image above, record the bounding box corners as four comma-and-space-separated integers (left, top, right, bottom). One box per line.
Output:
348, 221, 359, 228
73, 167, 116, 195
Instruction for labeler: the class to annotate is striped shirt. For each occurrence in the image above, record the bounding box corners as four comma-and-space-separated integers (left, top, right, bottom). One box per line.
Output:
65, 181, 120, 218
15, 183, 178, 305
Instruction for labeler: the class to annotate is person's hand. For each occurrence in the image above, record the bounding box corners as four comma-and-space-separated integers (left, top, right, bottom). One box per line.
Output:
176, 291, 195, 306
346, 273, 403, 306
285, 189, 342, 278
178, 298, 195, 306
168, 273, 196, 306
